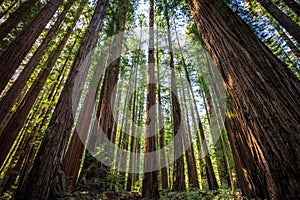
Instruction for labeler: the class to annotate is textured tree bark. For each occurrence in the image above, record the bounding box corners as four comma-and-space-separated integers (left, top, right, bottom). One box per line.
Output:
0, 0, 37, 40
15, 1, 108, 199
0, 0, 64, 93
12, 51, 70, 197
282, 0, 300, 17
189, 0, 300, 198
142, 0, 159, 198
257, 0, 300, 43
0, 0, 75, 131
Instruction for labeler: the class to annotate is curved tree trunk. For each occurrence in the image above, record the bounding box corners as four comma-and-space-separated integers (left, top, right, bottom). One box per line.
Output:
189, 0, 300, 199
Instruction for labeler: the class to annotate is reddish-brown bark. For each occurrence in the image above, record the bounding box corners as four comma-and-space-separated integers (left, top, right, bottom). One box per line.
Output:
142, 0, 159, 198
15, 1, 108, 199
0, 0, 64, 93
189, 0, 300, 198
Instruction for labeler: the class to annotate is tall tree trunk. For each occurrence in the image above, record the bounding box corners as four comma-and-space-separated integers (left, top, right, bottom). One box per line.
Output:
257, 0, 300, 43
83, 1, 128, 190
133, 85, 145, 185
164, 5, 186, 192
189, 99, 206, 189
189, 0, 300, 198
156, 36, 168, 190
204, 50, 240, 189
15, 1, 108, 199
88, 0, 128, 150
179, 73, 200, 189
173, 20, 218, 190
12, 45, 73, 196
0, 0, 64, 93
142, 0, 159, 198
0, 0, 37, 40
62, 46, 107, 189
282, 0, 300, 17
126, 33, 142, 191
0, 9, 81, 169
0, 0, 75, 129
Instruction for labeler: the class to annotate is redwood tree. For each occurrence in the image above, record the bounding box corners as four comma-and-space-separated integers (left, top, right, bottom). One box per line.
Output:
0, 0, 64, 93
0, 7, 82, 168
16, 0, 109, 199
142, 0, 159, 198
0, 0, 75, 129
189, 0, 300, 199
163, 1, 186, 192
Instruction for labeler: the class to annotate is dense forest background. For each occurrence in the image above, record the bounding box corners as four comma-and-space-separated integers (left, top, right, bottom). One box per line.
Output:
0, 0, 299, 199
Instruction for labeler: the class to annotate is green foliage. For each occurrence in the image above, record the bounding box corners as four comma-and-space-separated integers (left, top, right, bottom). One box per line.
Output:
160, 188, 244, 200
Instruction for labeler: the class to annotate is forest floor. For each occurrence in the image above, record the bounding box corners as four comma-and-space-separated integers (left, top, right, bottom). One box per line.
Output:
62, 188, 243, 200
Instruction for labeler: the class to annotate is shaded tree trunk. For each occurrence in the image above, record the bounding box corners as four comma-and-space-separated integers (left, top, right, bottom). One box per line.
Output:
126, 34, 142, 192
88, 0, 128, 151
0, 0, 37, 40
201, 53, 232, 188
189, 0, 300, 198
163, 2, 186, 191
179, 73, 199, 189
15, 1, 108, 199
0, 0, 64, 93
62, 46, 107, 189
0, 0, 75, 129
142, 0, 159, 198
0, 9, 81, 169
